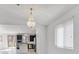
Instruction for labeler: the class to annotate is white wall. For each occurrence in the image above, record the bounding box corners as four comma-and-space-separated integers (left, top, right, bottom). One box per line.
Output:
36, 24, 47, 54
0, 25, 31, 34
47, 5, 79, 54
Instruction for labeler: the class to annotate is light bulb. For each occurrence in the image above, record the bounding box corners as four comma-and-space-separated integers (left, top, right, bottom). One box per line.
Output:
27, 20, 35, 28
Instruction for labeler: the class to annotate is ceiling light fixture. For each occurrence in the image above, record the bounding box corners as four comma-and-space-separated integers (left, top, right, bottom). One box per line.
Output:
27, 8, 36, 29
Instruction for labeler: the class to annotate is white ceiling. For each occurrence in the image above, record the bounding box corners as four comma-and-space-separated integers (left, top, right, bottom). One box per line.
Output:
0, 4, 77, 25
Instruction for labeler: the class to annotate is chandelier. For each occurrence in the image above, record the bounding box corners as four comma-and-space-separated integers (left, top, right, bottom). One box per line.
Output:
27, 8, 35, 29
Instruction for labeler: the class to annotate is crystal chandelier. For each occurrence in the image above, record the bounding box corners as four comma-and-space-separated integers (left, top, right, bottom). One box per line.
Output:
27, 8, 35, 28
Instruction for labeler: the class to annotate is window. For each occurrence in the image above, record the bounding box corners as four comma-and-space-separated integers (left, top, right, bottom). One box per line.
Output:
55, 20, 73, 49
0, 36, 3, 49
0, 35, 8, 49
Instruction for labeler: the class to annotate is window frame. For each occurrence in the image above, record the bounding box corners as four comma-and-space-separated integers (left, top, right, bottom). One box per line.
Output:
55, 20, 74, 49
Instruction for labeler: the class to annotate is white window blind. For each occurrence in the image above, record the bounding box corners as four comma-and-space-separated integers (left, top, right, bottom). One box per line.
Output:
0, 36, 3, 49
55, 20, 73, 49
0, 35, 8, 49
55, 25, 64, 48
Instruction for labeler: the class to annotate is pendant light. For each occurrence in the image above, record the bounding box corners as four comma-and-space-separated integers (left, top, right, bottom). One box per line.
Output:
27, 8, 35, 29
